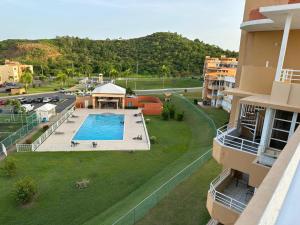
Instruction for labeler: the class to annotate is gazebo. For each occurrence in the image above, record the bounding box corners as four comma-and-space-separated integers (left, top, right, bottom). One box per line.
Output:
92, 83, 126, 109
35, 103, 57, 122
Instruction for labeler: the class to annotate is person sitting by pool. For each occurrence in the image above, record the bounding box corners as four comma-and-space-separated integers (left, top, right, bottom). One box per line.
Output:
133, 135, 142, 140
92, 142, 98, 148
71, 141, 80, 147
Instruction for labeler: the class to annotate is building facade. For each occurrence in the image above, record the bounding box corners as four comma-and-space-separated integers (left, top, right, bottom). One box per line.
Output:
202, 56, 238, 112
206, 1, 300, 225
0, 60, 33, 84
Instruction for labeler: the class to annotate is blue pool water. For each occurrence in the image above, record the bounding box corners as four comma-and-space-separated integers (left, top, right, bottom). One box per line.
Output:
73, 114, 124, 140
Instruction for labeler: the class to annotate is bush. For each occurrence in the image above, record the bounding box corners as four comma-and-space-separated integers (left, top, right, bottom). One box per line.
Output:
25, 138, 32, 144
125, 106, 138, 110
13, 177, 37, 205
177, 111, 185, 121
2, 159, 17, 177
150, 136, 157, 144
87, 105, 93, 109
42, 125, 49, 132
194, 99, 198, 105
161, 108, 170, 120
169, 104, 176, 119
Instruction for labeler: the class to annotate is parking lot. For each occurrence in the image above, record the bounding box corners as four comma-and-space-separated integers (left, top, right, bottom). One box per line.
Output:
0, 92, 76, 113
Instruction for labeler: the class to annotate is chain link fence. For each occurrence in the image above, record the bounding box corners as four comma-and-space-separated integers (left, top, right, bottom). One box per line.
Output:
111, 150, 212, 225
0, 113, 39, 155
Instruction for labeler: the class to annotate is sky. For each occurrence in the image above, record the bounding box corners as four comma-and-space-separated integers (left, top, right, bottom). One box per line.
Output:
0, 0, 245, 51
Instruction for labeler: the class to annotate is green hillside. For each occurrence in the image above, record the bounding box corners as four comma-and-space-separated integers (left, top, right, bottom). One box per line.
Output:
0, 32, 238, 78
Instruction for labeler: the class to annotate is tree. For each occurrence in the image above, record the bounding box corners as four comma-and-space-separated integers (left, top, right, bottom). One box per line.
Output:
20, 69, 33, 91
56, 71, 67, 87
109, 68, 118, 79
161, 65, 170, 88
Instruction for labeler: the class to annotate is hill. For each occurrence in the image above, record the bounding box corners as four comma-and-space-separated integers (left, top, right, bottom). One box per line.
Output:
0, 32, 238, 77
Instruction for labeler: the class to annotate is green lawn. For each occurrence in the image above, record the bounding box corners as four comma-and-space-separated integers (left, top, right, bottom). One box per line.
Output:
0, 95, 217, 225
136, 159, 222, 225
0, 123, 23, 141
116, 78, 202, 90
27, 80, 77, 94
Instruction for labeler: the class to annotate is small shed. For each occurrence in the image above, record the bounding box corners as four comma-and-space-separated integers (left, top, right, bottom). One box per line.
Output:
35, 103, 57, 122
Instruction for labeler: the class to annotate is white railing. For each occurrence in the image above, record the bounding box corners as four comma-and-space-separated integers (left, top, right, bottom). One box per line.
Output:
206, 218, 219, 225
209, 169, 247, 213
280, 69, 300, 83
141, 113, 151, 150
16, 106, 75, 152
216, 124, 260, 154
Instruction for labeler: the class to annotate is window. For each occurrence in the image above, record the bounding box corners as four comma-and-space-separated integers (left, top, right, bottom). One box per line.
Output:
295, 114, 300, 132
269, 110, 299, 150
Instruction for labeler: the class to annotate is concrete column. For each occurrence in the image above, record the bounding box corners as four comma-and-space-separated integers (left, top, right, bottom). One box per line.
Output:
275, 14, 293, 81
122, 97, 125, 109
92, 97, 96, 109
258, 108, 275, 156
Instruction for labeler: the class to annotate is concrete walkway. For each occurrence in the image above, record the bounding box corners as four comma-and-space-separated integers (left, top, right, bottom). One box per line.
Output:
36, 109, 150, 152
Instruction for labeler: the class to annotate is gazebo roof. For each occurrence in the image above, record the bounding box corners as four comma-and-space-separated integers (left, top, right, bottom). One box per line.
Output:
92, 83, 126, 95
35, 103, 57, 112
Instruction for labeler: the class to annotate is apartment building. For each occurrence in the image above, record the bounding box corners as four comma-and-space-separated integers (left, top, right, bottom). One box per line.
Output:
206, 1, 300, 225
0, 60, 33, 84
202, 56, 238, 112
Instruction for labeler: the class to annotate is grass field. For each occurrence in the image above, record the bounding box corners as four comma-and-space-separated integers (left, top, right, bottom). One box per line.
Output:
137, 159, 222, 225
0, 95, 219, 225
0, 123, 23, 141
27, 80, 78, 94
116, 78, 202, 90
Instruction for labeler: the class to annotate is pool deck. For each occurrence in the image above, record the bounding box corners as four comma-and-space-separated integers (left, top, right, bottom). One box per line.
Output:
36, 109, 150, 152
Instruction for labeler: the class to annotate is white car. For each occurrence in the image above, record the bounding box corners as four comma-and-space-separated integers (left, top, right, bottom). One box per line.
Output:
22, 104, 34, 112
43, 97, 52, 103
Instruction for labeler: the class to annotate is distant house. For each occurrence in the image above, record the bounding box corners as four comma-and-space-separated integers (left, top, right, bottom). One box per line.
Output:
0, 60, 33, 84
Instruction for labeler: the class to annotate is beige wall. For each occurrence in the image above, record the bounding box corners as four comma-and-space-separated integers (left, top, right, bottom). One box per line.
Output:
207, 192, 240, 225
213, 140, 270, 188
243, 0, 289, 22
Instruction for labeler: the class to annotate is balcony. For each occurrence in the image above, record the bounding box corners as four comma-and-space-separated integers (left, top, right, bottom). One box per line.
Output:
213, 124, 270, 187
216, 125, 260, 155
280, 69, 300, 84
207, 169, 254, 224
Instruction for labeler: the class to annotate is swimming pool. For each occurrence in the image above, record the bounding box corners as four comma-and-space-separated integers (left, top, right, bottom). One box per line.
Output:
73, 114, 124, 141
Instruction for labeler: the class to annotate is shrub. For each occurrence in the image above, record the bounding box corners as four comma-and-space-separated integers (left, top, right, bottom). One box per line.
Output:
125, 106, 138, 110
13, 177, 37, 205
194, 99, 198, 105
169, 104, 176, 119
2, 158, 17, 177
25, 138, 32, 144
177, 111, 185, 121
150, 136, 157, 144
87, 105, 93, 109
42, 125, 49, 132
161, 108, 170, 120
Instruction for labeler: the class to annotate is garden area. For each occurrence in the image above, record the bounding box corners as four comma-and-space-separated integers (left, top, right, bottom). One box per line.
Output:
116, 77, 202, 90
0, 94, 227, 225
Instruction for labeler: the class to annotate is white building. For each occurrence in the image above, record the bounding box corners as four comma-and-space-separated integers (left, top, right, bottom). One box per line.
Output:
35, 103, 57, 122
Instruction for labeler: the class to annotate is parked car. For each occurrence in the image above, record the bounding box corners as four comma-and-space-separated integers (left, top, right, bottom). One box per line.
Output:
17, 97, 27, 104
25, 98, 34, 104
0, 99, 6, 105
22, 104, 34, 112
52, 96, 60, 102
34, 97, 43, 103
43, 97, 52, 103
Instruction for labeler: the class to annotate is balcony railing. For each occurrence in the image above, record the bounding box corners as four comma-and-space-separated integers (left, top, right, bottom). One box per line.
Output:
209, 169, 247, 213
216, 124, 260, 155
206, 218, 219, 225
280, 69, 300, 83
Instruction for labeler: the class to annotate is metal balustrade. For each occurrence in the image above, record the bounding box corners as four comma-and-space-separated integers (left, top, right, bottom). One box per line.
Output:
216, 124, 260, 154
16, 106, 75, 152
209, 169, 247, 213
280, 69, 300, 83
206, 218, 219, 225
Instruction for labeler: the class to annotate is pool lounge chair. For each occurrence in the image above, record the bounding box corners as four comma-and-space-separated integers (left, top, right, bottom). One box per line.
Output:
92, 142, 98, 148
71, 141, 80, 147
133, 135, 142, 140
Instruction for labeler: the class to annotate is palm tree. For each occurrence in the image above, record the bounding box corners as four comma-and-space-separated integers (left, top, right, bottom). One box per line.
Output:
56, 71, 67, 87
109, 68, 118, 80
20, 69, 33, 91
161, 65, 170, 88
